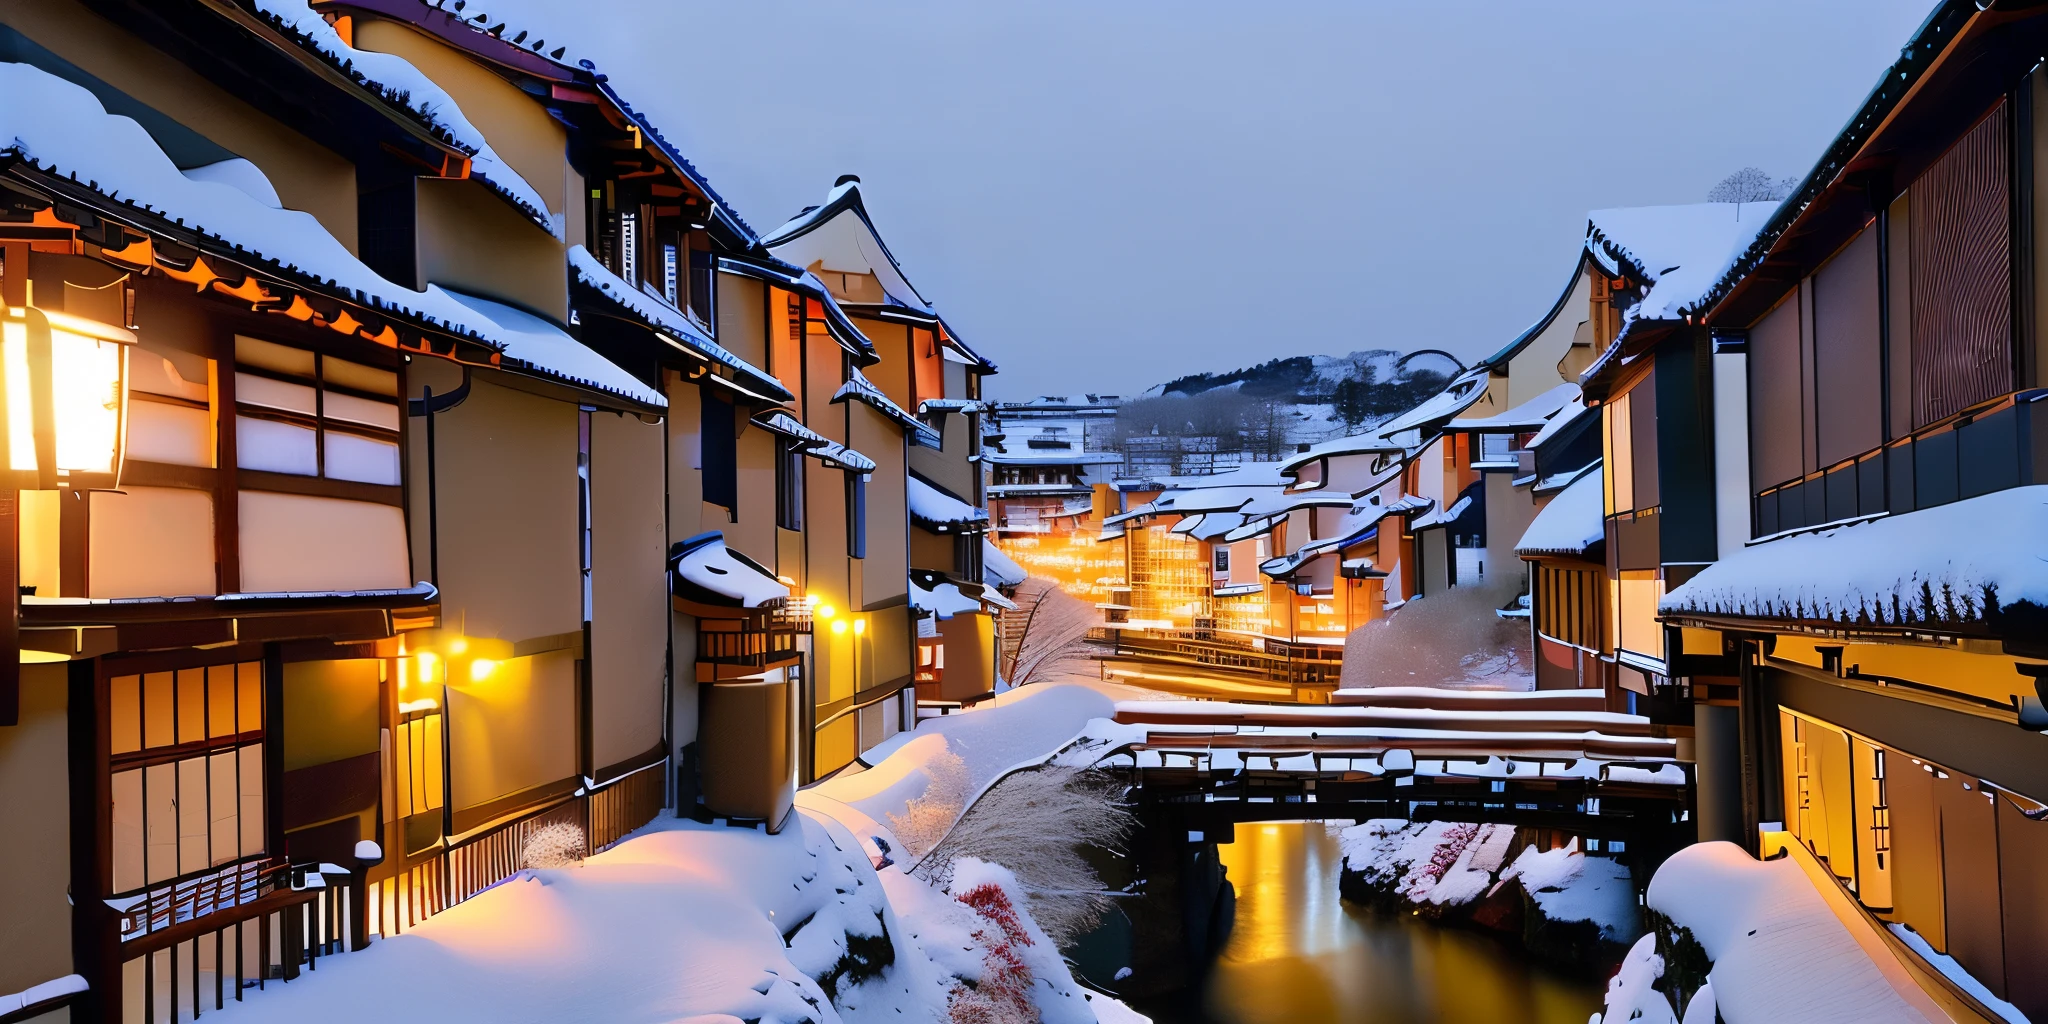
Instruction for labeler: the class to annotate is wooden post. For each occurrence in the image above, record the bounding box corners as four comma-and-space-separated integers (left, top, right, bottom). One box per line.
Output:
2, 490, 16, 726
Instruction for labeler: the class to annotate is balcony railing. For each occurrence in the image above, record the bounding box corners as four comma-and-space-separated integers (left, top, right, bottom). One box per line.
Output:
1754, 389, 2047, 538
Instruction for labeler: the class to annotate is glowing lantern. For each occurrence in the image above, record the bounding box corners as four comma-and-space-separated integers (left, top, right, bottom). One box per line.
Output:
2, 306, 136, 488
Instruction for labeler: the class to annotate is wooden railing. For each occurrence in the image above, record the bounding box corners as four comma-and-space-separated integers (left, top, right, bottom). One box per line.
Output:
115, 865, 354, 1024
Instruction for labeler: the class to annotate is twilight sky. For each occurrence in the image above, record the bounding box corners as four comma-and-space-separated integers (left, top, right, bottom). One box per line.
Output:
486, 0, 1935, 399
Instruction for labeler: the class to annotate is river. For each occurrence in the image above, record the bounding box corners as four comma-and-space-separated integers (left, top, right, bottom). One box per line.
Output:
1171, 820, 1604, 1024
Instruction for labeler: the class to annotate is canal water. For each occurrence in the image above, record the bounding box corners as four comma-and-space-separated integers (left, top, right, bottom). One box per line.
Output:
1177, 820, 1604, 1024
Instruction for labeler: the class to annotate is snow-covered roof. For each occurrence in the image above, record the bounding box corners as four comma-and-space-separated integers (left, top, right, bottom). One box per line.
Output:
763, 179, 931, 310
1409, 494, 1471, 531
0, 62, 494, 342
1587, 202, 1778, 324
919, 398, 985, 415
714, 255, 878, 362
908, 476, 988, 531
751, 412, 876, 473
1515, 466, 1604, 557
1259, 496, 1430, 578
440, 289, 662, 407
1662, 484, 2048, 631
983, 448, 1124, 467
910, 577, 996, 618
1450, 382, 1580, 433
1525, 394, 1593, 452
668, 531, 788, 609
833, 368, 942, 446
248, 1, 554, 232
567, 246, 789, 402
1371, 365, 1494, 437
1239, 488, 1362, 519
982, 540, 1026, 589
1278, 427, 1410, 473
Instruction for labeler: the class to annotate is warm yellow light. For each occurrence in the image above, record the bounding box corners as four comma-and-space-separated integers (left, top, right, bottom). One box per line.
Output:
830, 619, 848, 635
417, 651, 439, 682
3, 320, 34, 471
852, 618, 866, 636
449, 638, 469, 655
469, 658, 497, 682
49, 327, 123, 473
815, 603, 837, 620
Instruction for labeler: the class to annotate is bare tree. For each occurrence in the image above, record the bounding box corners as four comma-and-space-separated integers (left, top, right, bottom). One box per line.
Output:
1706, 166, 1793, 204
919, 765, 1136, 946
1001, 578, 1101, 686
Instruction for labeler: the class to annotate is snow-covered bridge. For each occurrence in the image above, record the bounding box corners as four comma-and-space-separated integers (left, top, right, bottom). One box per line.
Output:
1099, 687, 1691, 840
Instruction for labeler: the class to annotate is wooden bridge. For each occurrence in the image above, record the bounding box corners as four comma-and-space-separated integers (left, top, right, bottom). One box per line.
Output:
1095, 687, 1692, 841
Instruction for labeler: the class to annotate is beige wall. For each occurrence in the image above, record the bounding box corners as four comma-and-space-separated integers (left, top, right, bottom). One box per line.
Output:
354, 19, 574, 219
731, 424, 779, 569
239, 491, 412, 593
447, 650, 578, 809
939, 612, 995, 700
7, 1, 360, 249
1484, 472, 1535, 593
416, 177, 568, 319
854, 317, 914, 410
852, 405, 909, 609
1505, 263, 1595, 406
589, 411, 668, 772
415, 375, 580, 644
909, 415, 977, 503
0, 665, 71, 997
870, 604, 912, 686
717, 275, 769, 369
665, 375, 705, 538
281, 659, 381, 772
88, 487, 216, 598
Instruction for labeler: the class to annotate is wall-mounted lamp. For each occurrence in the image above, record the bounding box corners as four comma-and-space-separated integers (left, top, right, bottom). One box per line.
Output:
4, 304, 136, 726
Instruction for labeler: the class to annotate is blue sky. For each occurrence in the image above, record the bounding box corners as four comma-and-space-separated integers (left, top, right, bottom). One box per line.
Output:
486, 0, 1936, 398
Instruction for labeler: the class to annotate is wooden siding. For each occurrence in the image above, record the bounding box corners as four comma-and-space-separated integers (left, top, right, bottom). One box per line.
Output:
1909, 101, 2012, 427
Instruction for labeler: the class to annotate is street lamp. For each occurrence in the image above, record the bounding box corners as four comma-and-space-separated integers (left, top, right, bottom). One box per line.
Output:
3, 304, 136, 725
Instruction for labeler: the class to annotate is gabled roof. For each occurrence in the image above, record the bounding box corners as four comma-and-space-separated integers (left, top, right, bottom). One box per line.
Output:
1258, 496, 1432, 578
715, 253, 880, 364
909, 475, 989, 531
1525, 395, 1592, 452
250, 1, 554, 230
764, 177, 996, 373
326, 0, 759, 245
1480, 250, 1594, 369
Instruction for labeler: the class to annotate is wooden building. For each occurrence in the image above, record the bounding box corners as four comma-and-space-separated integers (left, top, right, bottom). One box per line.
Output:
1647, 4, 2048, 1017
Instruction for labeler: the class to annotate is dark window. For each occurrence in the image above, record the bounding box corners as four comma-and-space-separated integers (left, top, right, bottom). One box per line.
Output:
689, 247, 716, 324
956, 532, 983, 581
776, 440, 804, 531
701, 393, 737, 512
1214, 548, 1230, 573
847, 473, 867, 559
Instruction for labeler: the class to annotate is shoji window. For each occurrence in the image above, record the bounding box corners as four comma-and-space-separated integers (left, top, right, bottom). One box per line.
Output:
108, 661, 267, 905
234, 336, 401, 486
1908, 101, 2012, 426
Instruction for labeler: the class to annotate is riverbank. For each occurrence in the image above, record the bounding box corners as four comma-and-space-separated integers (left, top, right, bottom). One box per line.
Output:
1337, 819, 1642, 972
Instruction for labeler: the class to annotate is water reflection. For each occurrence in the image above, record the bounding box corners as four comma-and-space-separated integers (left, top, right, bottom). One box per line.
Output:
1202, 821, 1601, 1024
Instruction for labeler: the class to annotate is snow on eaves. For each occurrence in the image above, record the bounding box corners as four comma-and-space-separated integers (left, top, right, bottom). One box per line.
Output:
833, 368, 942, 445
1516, 465, 1604, 557
752, 412, 876, 473
1450, 382, 1579, 433
0, 62, 492, 339
1525, 393, 1592, 452
1587, 202, 1777, 323
440, 287, 662, 407
982, 539, 1027, 589
762, 179, 930, 310
1661, 485, 2048, 629
567, 245, 789, 402
669, 531, 789, 609
247, 0, 556, 234
1372, 365, 1493, 437
909, 475, 988, 530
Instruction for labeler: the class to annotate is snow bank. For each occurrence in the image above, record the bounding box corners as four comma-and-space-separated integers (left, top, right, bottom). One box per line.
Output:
1499, 840, 1635, 940
1595, 934, 1679, 1024
212, 813, 947, 1024
805, 684, 1116, 868
1643, 842, 1938, 1024
1662, 485, 2048, 627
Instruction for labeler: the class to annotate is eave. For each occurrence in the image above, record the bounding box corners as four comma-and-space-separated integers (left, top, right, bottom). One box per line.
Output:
1701, 0, 2048, 328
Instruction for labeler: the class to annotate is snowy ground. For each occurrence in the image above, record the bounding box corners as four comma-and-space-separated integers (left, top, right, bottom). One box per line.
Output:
1338, 821, 1637, 943
213, 684, 1147, 1024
